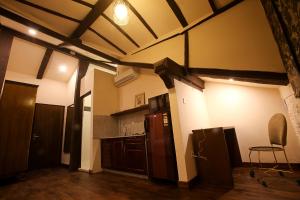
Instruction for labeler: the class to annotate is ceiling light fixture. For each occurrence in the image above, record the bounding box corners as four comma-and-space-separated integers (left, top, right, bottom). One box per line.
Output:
59, 65, 67, 73
28, 28, 37, 36
113, 0, 129, 26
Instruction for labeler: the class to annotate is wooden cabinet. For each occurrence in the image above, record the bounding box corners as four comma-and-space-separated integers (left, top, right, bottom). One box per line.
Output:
124, 137, 147, 175
101, 136, 147, 175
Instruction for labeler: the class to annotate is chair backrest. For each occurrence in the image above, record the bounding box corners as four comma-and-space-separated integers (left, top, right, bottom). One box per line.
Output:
268, 113, 287, 146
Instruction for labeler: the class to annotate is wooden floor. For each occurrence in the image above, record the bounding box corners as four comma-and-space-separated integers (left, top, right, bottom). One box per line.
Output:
0, 167, 299, 200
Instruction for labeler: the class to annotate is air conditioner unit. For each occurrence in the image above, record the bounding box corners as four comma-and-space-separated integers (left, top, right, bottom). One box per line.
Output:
114, 68, 138, 87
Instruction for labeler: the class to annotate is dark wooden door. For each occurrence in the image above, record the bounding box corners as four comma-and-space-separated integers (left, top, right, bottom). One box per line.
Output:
29, 104, 65, 169
0, 81, 37, 178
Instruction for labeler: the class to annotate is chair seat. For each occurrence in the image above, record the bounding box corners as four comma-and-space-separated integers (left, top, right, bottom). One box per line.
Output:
249, 146, 283, 151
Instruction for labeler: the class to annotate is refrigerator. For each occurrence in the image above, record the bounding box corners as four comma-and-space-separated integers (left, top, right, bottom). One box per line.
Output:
144, 94, 178, 181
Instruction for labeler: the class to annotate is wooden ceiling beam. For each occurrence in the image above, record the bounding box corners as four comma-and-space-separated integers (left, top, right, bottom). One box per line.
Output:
188, 68, 289, 85
208, 0, 217, 13
88, 28, 127, 55
102, 14, 140, 48
36, 48, 53, 79
0, 25, 116, 72
15, 0, 81, 23
70, 0, 113, 39
123, 0, 158, 39
166, 0, 188, 27
72, 0, 94, 8
154, 58, 205, 90
0, 7, 119, 63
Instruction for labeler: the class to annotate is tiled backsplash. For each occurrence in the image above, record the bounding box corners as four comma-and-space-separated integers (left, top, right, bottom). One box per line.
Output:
118, 110, 148, 136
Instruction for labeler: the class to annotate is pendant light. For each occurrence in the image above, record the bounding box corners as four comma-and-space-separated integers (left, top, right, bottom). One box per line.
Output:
113, 0, 129, 26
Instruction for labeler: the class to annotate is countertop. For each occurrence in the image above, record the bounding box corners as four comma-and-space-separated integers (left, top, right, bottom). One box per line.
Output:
96, 134, 146, 139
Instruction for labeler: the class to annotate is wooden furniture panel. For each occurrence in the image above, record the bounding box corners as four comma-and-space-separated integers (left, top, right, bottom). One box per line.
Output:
29, 104, 65, 169
64, 105, 74, 153
101, 136, 147, 175
0, 81, 37, 178
124, 136, 147, 174
146, 112, 178, 181
192, 128, 233, 187
101, 139, 113, 169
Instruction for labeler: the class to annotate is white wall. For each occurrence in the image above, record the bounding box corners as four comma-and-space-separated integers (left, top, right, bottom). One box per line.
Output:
204, 82, 300, 163
5, 70, 68, 106
81, 94, 92, 171
169, 80, 211, 182
118, 69, 167, 111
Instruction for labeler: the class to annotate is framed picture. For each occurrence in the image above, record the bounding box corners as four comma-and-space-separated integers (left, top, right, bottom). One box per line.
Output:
135, 93, 145, 107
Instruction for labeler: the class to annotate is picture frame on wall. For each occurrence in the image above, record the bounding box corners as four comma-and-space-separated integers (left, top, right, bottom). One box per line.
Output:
135, 93, 145, 107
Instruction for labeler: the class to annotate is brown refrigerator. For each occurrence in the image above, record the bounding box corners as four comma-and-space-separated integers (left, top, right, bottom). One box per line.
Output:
145, 94, 178, 181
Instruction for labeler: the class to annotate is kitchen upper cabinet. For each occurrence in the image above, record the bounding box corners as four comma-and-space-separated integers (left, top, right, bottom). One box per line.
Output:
101, 136, 147, 175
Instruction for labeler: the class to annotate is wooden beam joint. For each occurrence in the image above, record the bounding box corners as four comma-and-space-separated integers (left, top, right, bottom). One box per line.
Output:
154, 58, 205, 90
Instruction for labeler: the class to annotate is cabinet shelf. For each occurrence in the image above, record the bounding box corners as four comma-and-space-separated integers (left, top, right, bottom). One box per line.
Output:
111, 104, 149, 117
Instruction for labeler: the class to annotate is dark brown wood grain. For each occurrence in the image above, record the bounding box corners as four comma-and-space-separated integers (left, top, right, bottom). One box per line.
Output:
70, 0, 113, 38
36, 48, 53, 79
111, 104, 149, 117
64, 105, 74, 153
1, 167, 300, 199
166, 0, 188, 27
69, 60, 89, 171
29, 104, 65, 169
0, 30, 13, 97
0, 81, 37, 178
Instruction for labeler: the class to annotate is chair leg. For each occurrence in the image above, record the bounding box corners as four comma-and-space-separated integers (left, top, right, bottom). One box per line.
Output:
271, 145, 278, 164
283, 147, 293, 171
258, 151, 262, 168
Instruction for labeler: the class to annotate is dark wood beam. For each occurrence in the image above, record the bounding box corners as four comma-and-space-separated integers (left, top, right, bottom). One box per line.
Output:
89, 28, 126, 55
15, 0, 81, 23
0, 7, 119, 62
36, 49, 53, 79
0, 29, 13, 97
208, 0, 217, 13
188, 68, 289, 85
124, 0, 158, 39
69, 59, 89, 171
72, 0, 94, 8
70, 0, 113, 38
0, 25, 116, 72
166, 0, 188, 27
102, 14, 140, 48
132, 0, 244, 55
184, 32, 189, 73
154, 58, 205, 90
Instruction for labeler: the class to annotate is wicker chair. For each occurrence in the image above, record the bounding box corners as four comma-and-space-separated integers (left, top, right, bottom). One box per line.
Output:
248, 113, 293, 186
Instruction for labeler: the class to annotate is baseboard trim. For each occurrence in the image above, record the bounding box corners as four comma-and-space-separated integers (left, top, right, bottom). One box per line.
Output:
178, 175, 201, 189
242, 162, 300, 170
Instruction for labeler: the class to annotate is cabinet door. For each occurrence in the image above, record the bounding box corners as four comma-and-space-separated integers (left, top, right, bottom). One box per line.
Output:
101, 139, 113, 169
112, 139, 125, 170
124, 137, 147, 175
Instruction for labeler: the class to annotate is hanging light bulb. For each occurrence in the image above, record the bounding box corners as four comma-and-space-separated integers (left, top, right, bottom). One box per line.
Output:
113, 0, 129, 26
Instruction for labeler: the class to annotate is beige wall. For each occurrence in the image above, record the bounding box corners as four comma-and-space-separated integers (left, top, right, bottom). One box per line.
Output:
122, 0, 284, 73
204, 82, 300, 163
92, 69, 119, 172
173, 79, 210, 181
5, 70, 68, 106
118, 69, 167, 111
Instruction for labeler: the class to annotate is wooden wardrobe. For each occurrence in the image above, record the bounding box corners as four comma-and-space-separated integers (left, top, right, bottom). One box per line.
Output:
0, 81, 37, 178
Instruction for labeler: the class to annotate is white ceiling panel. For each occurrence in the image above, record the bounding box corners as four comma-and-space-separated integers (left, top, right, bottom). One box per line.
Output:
7, 37, 46, 76
44, 51, 78, 82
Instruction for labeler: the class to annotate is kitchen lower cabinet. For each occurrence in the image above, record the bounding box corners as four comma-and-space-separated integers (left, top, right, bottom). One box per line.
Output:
101, 136, 147, 175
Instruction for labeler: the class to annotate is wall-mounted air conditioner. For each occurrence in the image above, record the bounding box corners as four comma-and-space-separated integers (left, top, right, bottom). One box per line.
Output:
114, 68, 138, 87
